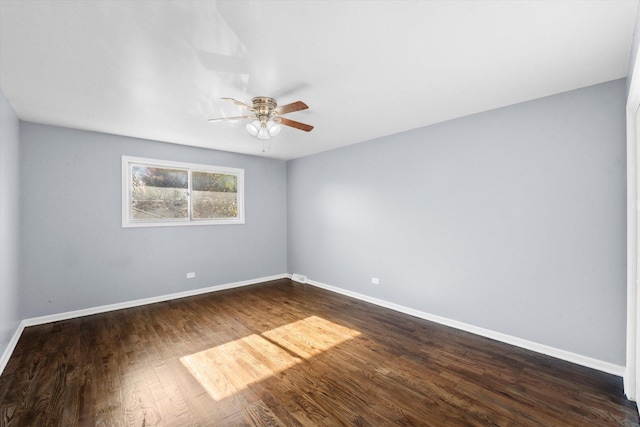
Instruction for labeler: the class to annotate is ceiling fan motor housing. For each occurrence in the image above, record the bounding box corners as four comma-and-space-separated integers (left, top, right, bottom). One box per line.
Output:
252, 97, 278, 120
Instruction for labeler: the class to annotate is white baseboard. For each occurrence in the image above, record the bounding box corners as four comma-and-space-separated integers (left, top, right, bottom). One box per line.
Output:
22, 274, 288, 327
305, 278, 626, 378
0, 321, 26, 376
2, 273, 625, 379
0, 274, 288, 375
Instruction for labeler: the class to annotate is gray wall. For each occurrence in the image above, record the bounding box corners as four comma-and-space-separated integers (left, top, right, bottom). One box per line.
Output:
288, 79, 627, 365
0, 91, 21, 357
20, 123, 287, 318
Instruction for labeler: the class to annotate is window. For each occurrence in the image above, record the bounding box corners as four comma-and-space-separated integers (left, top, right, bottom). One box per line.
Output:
122, 156, 244, 227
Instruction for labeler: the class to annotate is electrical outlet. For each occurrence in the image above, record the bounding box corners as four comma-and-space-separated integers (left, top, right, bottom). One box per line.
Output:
187, 272, 196, 279
372, 277, 380, 285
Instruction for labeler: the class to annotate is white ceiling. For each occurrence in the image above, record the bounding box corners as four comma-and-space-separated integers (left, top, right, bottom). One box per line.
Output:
0, 1, 638, 160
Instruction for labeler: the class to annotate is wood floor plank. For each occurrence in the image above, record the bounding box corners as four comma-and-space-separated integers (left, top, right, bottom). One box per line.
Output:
0, 278, 638, 426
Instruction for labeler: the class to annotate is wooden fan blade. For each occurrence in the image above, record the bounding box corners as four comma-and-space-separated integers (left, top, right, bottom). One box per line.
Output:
274, 101, 308, 115
221, 97, 254, 111
278, 117, 314, 132
208, 115, 254, 122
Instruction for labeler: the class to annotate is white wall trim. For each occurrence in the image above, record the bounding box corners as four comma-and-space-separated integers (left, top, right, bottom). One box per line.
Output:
625, 45, 640, 400
22, 274, 287, 327
0, 321, 26, 377
306, 278, 625, 377
2, 273, 625, 378
0, 274, 287, 375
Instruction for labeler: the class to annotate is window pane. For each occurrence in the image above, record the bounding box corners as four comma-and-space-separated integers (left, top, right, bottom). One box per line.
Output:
131, 165, 188, 220
122, 156, 244, 228
192, 172, 238, 219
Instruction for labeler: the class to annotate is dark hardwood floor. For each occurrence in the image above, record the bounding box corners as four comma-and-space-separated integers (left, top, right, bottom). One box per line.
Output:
0, 278, 638, 426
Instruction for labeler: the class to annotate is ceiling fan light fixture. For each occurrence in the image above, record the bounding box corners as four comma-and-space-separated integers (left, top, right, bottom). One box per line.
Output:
246, 120, 260, 136
267, 120, 281, 137
257, 126, 270, 140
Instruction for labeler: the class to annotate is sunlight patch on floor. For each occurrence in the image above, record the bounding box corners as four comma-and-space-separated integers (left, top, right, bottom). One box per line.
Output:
180, 316, 360, 401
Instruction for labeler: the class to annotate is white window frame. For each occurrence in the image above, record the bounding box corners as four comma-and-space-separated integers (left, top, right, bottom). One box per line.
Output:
122, 156, 245, 228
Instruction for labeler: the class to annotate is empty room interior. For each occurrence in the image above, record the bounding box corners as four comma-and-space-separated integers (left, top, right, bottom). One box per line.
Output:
3, 0, 640, 425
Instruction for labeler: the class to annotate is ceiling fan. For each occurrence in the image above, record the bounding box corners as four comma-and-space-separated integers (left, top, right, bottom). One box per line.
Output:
208, 97, 314, 140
